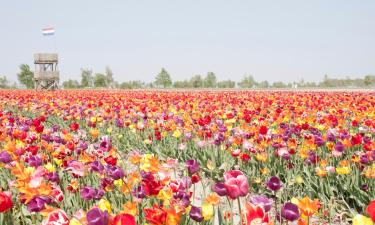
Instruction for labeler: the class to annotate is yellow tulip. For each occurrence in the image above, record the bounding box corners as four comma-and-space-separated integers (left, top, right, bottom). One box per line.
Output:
336, 166, 351, 175
352, 214, 373, 225
172, 130, 181, 138
44, 162, 56, 172
69, 218, 83, 225
90, 117, 97, 123
202, 203, 214, 221
98, 199, 112, 214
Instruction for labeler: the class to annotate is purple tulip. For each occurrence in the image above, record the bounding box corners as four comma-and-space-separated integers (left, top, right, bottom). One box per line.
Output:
250, 195, 273, 212
361, 183, 369, 191
132, 185, 146, 199
186, 159, 200, 175
281, 202, 300, 221
28, 156, 42, 167
360, 155, 369, 164
335, 141, 344, 152
107, 166, 124, 180
79, 141, 89, 150
212, 182, 227, 197
27, 196, 48, 212
266, 176, 282, 192
174, 191, 191, 207
51, 124, 60, 132
80, 186, 97, 200
99, 136, 112, 151
0, 151, 12, 163
94, 189, 105, 200
86, 207, 109, 225
179, 177, 192, 190
46, 172, 60, 183
115, 118, 124, 127
314, 136, 325, 147
189, 206, 203, 222
90, 161, 104, 173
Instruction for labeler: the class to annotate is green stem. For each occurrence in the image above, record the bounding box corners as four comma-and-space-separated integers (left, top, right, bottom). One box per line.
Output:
237, 198, 243, 225
274, 192, 278, 225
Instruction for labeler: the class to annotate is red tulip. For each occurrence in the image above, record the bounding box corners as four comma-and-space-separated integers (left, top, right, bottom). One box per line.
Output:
42, 209, 69, 225
243, 202, 269, 224
144, 204, 167, 225
259, 126, 268, 135
366, 200, 375, 222
224, 170, 249, 199
111, 213, 137, 225
70, 122, 79, 131
0, 191, 12, 212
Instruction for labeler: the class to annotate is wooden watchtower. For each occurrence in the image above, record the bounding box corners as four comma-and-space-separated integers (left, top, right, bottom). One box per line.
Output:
34, 53, 59, 90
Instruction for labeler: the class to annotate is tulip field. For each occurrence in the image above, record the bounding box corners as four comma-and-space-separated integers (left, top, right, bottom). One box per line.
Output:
0, 89, 374, 225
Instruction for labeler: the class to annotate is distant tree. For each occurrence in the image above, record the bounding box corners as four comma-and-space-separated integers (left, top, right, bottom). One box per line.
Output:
119, 80, 145, 89
238, 75, 256, 88
81, 68, 93, 88
0, 76, 9, 89
304, 81, 317, 88
321, 74, 334, 87
17, 64, 34, 89
105, 66, 114, 88
258, 80, 269, 88
93, 73, 107, 88
204, 72, 217, 88
272, 81, 287, 88
154, 68, 172, 88
217, 80, 235, 88
62, 79, 80, 89
364, 75, 375, 86
173, 80, 191, 88
190, 75, 203, 88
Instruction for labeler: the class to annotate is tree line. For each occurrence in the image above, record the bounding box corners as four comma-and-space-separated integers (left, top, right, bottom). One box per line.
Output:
3, 64, 375, 89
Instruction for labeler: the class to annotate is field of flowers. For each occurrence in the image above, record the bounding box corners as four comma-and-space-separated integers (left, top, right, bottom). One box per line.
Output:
0, 90, 374, 225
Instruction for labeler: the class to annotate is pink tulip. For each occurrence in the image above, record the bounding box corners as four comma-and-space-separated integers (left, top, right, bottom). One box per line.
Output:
224, 170, 249, 199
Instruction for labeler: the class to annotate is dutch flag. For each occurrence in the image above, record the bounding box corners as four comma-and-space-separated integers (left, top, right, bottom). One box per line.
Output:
42, 27, 55, 36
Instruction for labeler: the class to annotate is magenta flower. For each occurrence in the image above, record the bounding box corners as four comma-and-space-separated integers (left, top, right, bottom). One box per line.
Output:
189, 206, 203, 222
250, 195, 273, 212
0, 151, 11, 163
212, 182, 228, 197
281, 202, 300, 221
80, 186, 97, 201
266, 176, 282, 192
223, 170, 249, 199
186, 159, 200, 175
86, 207, 109, 225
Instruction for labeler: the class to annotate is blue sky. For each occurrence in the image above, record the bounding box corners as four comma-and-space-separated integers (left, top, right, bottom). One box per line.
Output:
0, 1, 374, 83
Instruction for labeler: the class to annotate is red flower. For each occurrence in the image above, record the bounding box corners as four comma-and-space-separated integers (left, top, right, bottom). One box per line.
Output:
104, 155, 118, 166
42, 209, 69, 225
259, 126, 268, 135
142, 177, 163, 196
191, 174, 200, 184
35, 125, 44, 133
240, 153, 250, 162
0, 191, 12, 212
366, 200, 375, 222
70, 122, 79, 131
243, 202, 269, 225
351, 134, 363, 145
111, 213, 137, 225
144, 204, 167, 225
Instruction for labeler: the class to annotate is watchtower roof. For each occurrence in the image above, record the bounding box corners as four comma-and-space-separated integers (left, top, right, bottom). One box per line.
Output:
34, 53, 58, 63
